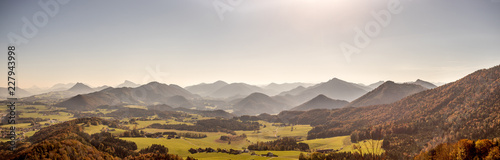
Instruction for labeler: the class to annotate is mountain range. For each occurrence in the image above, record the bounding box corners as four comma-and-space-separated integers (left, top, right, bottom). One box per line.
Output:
55, 82, 197, 110
186, 81, 314, 99
288, 78, 370, 103
18, 76, 439, 115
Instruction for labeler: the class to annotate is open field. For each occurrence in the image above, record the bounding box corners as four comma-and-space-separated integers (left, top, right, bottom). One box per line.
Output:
236, 121, 312, 143
122, 124, 383, 160
190, 151, 302, 160
302, 136, 385, 155
124, 119, 194, 129
1, 105, 75, 124
82, 124, 127, 136
0, 123, 32, 129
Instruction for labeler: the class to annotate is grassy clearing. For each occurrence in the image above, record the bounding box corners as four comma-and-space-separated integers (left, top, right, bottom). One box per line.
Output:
190, 152, 301, 160
302, 136, 384, 155
236, 121, 312, 143
123, 105, 148, 110
20, 111, 74, 122
0, 123, 32, 129
82, 109, 117, 114
124, 120, 168, 129
121, 121, 314, 160
83, 124, 127, 136
124, 119, 194, 129
343, 139, 385, 155
122, 127, 383, 159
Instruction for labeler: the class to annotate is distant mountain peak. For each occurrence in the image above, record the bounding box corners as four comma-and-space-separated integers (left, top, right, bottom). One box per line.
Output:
70, 82, 88, 88
326, 78, 351, 85
411, 79, 437, 89
385, 81, 395, 84
314, 94, 329, 99
67, 82, 95, 94
214, 80, 228, 85
116, 80, 140, 88
329, 77, 342, 82
290, 94, 349, 111
148, 81, 160, 84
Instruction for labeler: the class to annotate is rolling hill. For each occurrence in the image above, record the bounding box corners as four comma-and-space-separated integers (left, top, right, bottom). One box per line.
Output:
346, 81, 427, 107
232, 92, 290, 116
290, 94, 349, 111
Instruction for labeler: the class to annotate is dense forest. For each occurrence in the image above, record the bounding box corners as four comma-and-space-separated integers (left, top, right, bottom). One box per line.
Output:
248, 137, 310, 151
414, 138, 500, 160
298, 152, 386, 160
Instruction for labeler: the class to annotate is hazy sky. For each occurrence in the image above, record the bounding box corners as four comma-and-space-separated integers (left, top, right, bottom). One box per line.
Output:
1, 0, 499, 88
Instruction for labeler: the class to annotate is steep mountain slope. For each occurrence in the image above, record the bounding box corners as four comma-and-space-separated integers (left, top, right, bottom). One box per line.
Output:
210, 83, 265, 98
410, 79, 437, 89
293, 78, 368, 103
56, 82, 198, 110
185, 80, 228, 97
346, 81, 427, 107
232, 92, 290, 116
290, 94, 349, 111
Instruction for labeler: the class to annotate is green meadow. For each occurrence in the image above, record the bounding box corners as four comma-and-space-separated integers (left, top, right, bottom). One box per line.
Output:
120, 120, 383, 159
